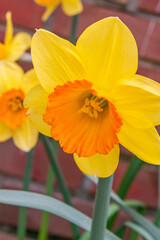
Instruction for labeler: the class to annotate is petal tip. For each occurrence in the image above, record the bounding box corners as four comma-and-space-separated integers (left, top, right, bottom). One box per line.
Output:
6, 11, 11, 19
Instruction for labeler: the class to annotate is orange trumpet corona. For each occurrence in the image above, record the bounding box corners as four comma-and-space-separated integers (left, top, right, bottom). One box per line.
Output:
0, 89, 28, 129
43, 80, 123, 157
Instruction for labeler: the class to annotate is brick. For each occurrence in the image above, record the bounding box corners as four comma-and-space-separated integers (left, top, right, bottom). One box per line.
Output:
0, 140, 50, 183
58, 148, 83, 189
126, 165, 158, 208
0, 25, 5, 42
33, 143, 83, 189
89, 160, 158, 208
0, 140, 26, 178
103, 0, 128, 5
18, 62, 33, 72
0, 0, 43, 29
53, 2, 149, 53
0, 140, 82, 190
144, 22, 160, 63
139, 0, 160, 14
138, 64, 160, 83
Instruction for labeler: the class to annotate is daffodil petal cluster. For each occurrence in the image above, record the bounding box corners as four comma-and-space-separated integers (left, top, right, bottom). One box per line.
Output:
25, 17, 160, 177
0, 60, 38, 152
34, 0, 83, 21
0, 12, 31, 62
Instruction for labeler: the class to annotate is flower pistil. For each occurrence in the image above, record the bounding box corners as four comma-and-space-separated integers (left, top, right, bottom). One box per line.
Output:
79, 96, 108, 119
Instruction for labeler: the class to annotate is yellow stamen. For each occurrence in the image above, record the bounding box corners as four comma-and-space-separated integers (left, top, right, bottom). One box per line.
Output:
0, 89, 28, 129
8, 96, 23, 111
79, 96, 108, 119
99, 98, 106, 106
43, 79, 123, 158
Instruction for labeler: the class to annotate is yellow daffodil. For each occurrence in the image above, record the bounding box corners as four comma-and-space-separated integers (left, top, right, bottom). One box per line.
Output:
0, 12, 31, 62
0, 61, 38, 151
34, 0, 83, 21
25, 17, 160, 177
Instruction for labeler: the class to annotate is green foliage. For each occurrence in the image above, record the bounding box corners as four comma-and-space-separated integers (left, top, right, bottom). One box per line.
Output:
0, 190, 121, 240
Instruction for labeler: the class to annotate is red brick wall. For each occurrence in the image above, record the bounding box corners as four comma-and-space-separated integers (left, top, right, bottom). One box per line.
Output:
0, 0, 159, 239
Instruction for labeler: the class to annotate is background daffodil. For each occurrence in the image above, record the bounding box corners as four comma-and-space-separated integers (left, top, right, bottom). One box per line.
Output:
0, 12, 31, 62
34, 0, 83, 21
25, 17, 160, 177
0, 61, 38, 151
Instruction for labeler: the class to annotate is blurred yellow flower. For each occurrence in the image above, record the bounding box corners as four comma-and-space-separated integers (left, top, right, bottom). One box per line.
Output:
34, 0, 83, 21
25, 17, 160, 177
0, 12, 31, 62
0, 61, 38, 151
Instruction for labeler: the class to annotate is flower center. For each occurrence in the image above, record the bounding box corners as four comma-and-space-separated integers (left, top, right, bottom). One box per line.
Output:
0, 89, 28, 129
8, 96, 24, 111
43, 80, 123, 157
79, 96, 108, 119
0, 43, 6, 60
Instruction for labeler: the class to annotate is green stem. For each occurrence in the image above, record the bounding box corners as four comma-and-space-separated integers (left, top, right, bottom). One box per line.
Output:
112, 191, 160, 240
40, 135, 80, 239
154, 166, 160, 227
38, 167, 55, 240
70, 15, 79, 45
17, 148, 35, 240
90, 175, 113, 240
108, 157, 143, 230
117, 157, 143, 199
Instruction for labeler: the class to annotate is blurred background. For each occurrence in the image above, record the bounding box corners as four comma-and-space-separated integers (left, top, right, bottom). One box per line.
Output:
0, 0, 160, 239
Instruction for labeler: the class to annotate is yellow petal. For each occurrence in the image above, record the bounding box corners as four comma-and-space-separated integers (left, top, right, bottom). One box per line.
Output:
0, 43, 7, 60
116, 110, 153, 129
6, 33, 31, 61
42, 0, 60, 21
61, 0, 83, 16
0, 122, 12, 141
4, 12, 13, 46
76, 17, 138, 93
74, 144, 119, 177
34, 0, 55, 6
31, 29, 87, 93
0, 61, 24, 92
119, 123, 160, 165
112, 74, 160, 127
22, 69, 39, 93
24, 85, 51, 136
29, 111, 51, 137
13, 119, 38, 152
24, 85, 48, 112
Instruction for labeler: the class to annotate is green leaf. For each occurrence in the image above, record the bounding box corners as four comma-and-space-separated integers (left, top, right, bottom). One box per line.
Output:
0, 190, 121, 240
155, 209, 160, 227
125, 221, 155, 240
108, 201, 145, 219
107, 157, 143, 229
79, 231, 90, 240
118, 157, 143, 199
41, 135, 80, 239
114, 225, 125, 238
17, 148, 35, 240
38, 167, 55, 240
86, 175, 160, 240
155, 165, 160, 227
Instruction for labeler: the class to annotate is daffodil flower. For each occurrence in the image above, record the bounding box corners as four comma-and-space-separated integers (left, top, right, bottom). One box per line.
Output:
34, 0, 83, 21
0, 61, 38, 151
0, 12, 31, 62
25, 17, 160, 177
